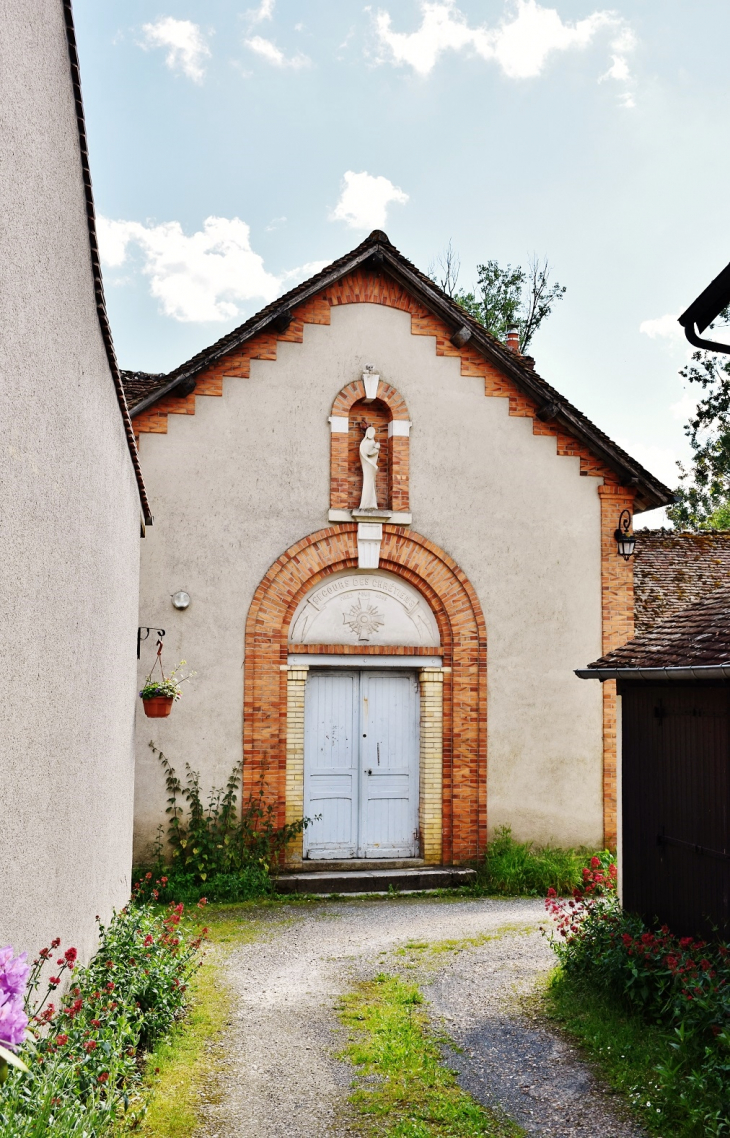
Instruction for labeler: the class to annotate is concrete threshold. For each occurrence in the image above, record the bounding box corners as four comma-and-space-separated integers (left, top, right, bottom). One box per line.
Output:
274, 866, 477, 895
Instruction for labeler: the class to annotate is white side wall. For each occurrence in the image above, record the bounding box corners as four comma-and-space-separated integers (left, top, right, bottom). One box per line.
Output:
135, 302, 604, 856
0, 0, 140, 960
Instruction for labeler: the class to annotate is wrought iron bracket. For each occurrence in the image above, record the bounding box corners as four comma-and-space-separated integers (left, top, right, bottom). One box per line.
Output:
138, 626, 165, 660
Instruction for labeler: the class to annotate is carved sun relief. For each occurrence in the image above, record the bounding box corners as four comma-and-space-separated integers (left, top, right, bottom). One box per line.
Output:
343, 596, 386, 641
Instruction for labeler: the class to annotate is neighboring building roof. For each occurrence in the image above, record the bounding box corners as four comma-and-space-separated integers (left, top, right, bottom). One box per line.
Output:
120, 371, 167, 407
583, 586, 730, 673
62, 2, 152, 527
634, 530, 730, 635
121, 229, 672, 514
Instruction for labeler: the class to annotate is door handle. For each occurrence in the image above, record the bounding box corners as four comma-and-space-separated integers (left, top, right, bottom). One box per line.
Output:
366, 769, 373, 776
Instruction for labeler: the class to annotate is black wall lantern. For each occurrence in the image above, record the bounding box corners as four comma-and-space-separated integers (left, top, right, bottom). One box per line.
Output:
614, 510, 636, 560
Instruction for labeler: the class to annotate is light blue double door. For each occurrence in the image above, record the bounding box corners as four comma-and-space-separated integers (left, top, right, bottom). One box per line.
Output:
303, 669, 420, 859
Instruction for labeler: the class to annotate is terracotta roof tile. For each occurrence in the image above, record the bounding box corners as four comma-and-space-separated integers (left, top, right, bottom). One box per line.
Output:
119, 371, 167, 405
591, 586, 730, 669
633, 530, 730, 634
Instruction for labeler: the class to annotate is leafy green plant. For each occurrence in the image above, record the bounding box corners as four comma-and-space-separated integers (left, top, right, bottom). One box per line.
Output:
471, 826, 590, 897
140, 660, 194, 702
132, 744, 312, 904
0, 903, 206, 1136
544, 884, 730, 1134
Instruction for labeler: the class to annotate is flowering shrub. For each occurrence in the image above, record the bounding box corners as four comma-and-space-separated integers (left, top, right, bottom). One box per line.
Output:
131, 743, 311, 903
544, 855, 730, 1133
140, 659, 194, 702
0, 902, 206, 1136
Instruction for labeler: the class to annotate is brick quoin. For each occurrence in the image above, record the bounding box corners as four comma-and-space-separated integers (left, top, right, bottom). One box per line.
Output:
136, 265, 632, 848
243, 525, 487, 865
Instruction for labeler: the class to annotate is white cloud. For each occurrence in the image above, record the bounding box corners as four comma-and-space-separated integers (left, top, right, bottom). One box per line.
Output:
671, 391, 696, 422
331, 171, 409, 230
639, 313, 683, 341
265, 216, 288, 231
246, 0, 275, 21
140, 17, 211, 83
245, 35, 310, 68
98, 216, 281, 322
374, 0, 633, 82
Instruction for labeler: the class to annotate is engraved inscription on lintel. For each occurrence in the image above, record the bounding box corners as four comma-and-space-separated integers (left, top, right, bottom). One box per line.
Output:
288, 570, 440, 647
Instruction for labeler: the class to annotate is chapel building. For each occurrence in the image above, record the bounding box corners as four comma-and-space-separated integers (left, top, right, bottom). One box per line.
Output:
126, 231, 671, 867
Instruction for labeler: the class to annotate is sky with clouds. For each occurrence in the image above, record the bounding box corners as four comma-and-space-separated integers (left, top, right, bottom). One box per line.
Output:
74, 0, 730, 523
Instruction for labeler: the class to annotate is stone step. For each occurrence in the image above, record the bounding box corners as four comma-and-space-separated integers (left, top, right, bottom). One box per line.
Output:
280, 858, 426, 874
274, 866, 476, 895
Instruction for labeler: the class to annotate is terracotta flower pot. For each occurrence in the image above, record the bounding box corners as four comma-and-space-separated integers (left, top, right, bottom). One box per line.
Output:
143, 695, 174, 718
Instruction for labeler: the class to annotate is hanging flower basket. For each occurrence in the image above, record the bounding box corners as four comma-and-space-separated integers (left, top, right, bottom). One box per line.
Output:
140, 641, 194, 718
143, 695, 175, 718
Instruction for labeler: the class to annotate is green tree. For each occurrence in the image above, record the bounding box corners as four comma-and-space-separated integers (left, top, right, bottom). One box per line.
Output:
429, 242, 566, 353
668, 308, 730, 530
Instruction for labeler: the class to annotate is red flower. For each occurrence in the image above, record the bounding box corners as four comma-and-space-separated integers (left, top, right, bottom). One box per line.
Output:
56, 1034, 69, 1046
83, 1040, 98, 1052
144, 935, 154, 947
91, 1019, 101, 1028
590, 856, 601, 869
161, 876, 168, 885
51, 938, 61, 949
40, 1004, 56, 1022
145, 872, 152, 880
39, 948, 51, 959
98, 1072, 109, 1084
106, 982, 115, 991
49, 976, 60, 986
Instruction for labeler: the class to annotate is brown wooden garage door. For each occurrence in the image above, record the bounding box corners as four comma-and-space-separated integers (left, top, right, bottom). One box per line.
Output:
621, 682, 730, 937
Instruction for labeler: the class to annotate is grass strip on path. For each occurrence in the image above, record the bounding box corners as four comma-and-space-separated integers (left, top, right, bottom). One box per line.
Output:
544, 970, 694, 1137
131, 904, 266, 1138
339, 974, 522, 1138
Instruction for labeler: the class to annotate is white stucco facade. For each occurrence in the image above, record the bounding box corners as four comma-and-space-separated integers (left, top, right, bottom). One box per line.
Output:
134, 301, 604, 857
0, 0, 141, 959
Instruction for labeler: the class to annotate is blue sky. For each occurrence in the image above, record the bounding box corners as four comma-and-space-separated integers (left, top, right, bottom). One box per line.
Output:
74, 0, 730, 522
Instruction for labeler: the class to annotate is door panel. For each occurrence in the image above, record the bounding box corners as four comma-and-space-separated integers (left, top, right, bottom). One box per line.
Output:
303, 671, 358, 859
360, 671, 419, 858
303, 669, 420, 859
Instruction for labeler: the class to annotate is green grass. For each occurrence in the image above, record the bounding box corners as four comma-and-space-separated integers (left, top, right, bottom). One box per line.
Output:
543, 970, 701, 1137
339, 974, 523, 1137
472, 827, 586, 897
130, 905, 264, 1137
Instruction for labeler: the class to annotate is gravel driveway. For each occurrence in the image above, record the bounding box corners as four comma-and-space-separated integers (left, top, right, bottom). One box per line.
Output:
196, 897, 646, 1137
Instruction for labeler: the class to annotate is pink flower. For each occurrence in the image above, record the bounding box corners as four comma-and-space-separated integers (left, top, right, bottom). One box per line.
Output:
0, 990, 28, 1049
0, 946, 31, 997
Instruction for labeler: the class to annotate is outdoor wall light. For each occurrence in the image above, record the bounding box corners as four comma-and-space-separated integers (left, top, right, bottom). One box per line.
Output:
614, 510, 636, 561
171, 590, 191, 610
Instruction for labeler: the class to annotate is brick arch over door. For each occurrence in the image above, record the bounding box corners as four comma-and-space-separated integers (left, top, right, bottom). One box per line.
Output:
243, 524, 487, 863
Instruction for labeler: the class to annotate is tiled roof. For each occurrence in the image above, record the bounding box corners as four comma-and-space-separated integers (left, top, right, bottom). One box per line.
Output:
120, 229, 672, 512
589, 586, 730, 669
119, 371, 167, 405
633, 530, 730, 634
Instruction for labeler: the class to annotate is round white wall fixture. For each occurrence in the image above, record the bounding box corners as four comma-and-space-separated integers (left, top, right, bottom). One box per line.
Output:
171, 590, 190, 610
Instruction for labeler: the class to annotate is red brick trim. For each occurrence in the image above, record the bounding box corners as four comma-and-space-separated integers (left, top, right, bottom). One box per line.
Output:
598, 484, 636, 849
243, 525, 487, 864
330, 379, 410, 512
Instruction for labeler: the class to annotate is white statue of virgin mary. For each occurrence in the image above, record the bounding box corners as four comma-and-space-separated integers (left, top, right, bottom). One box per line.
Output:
359, 426, 380, 510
